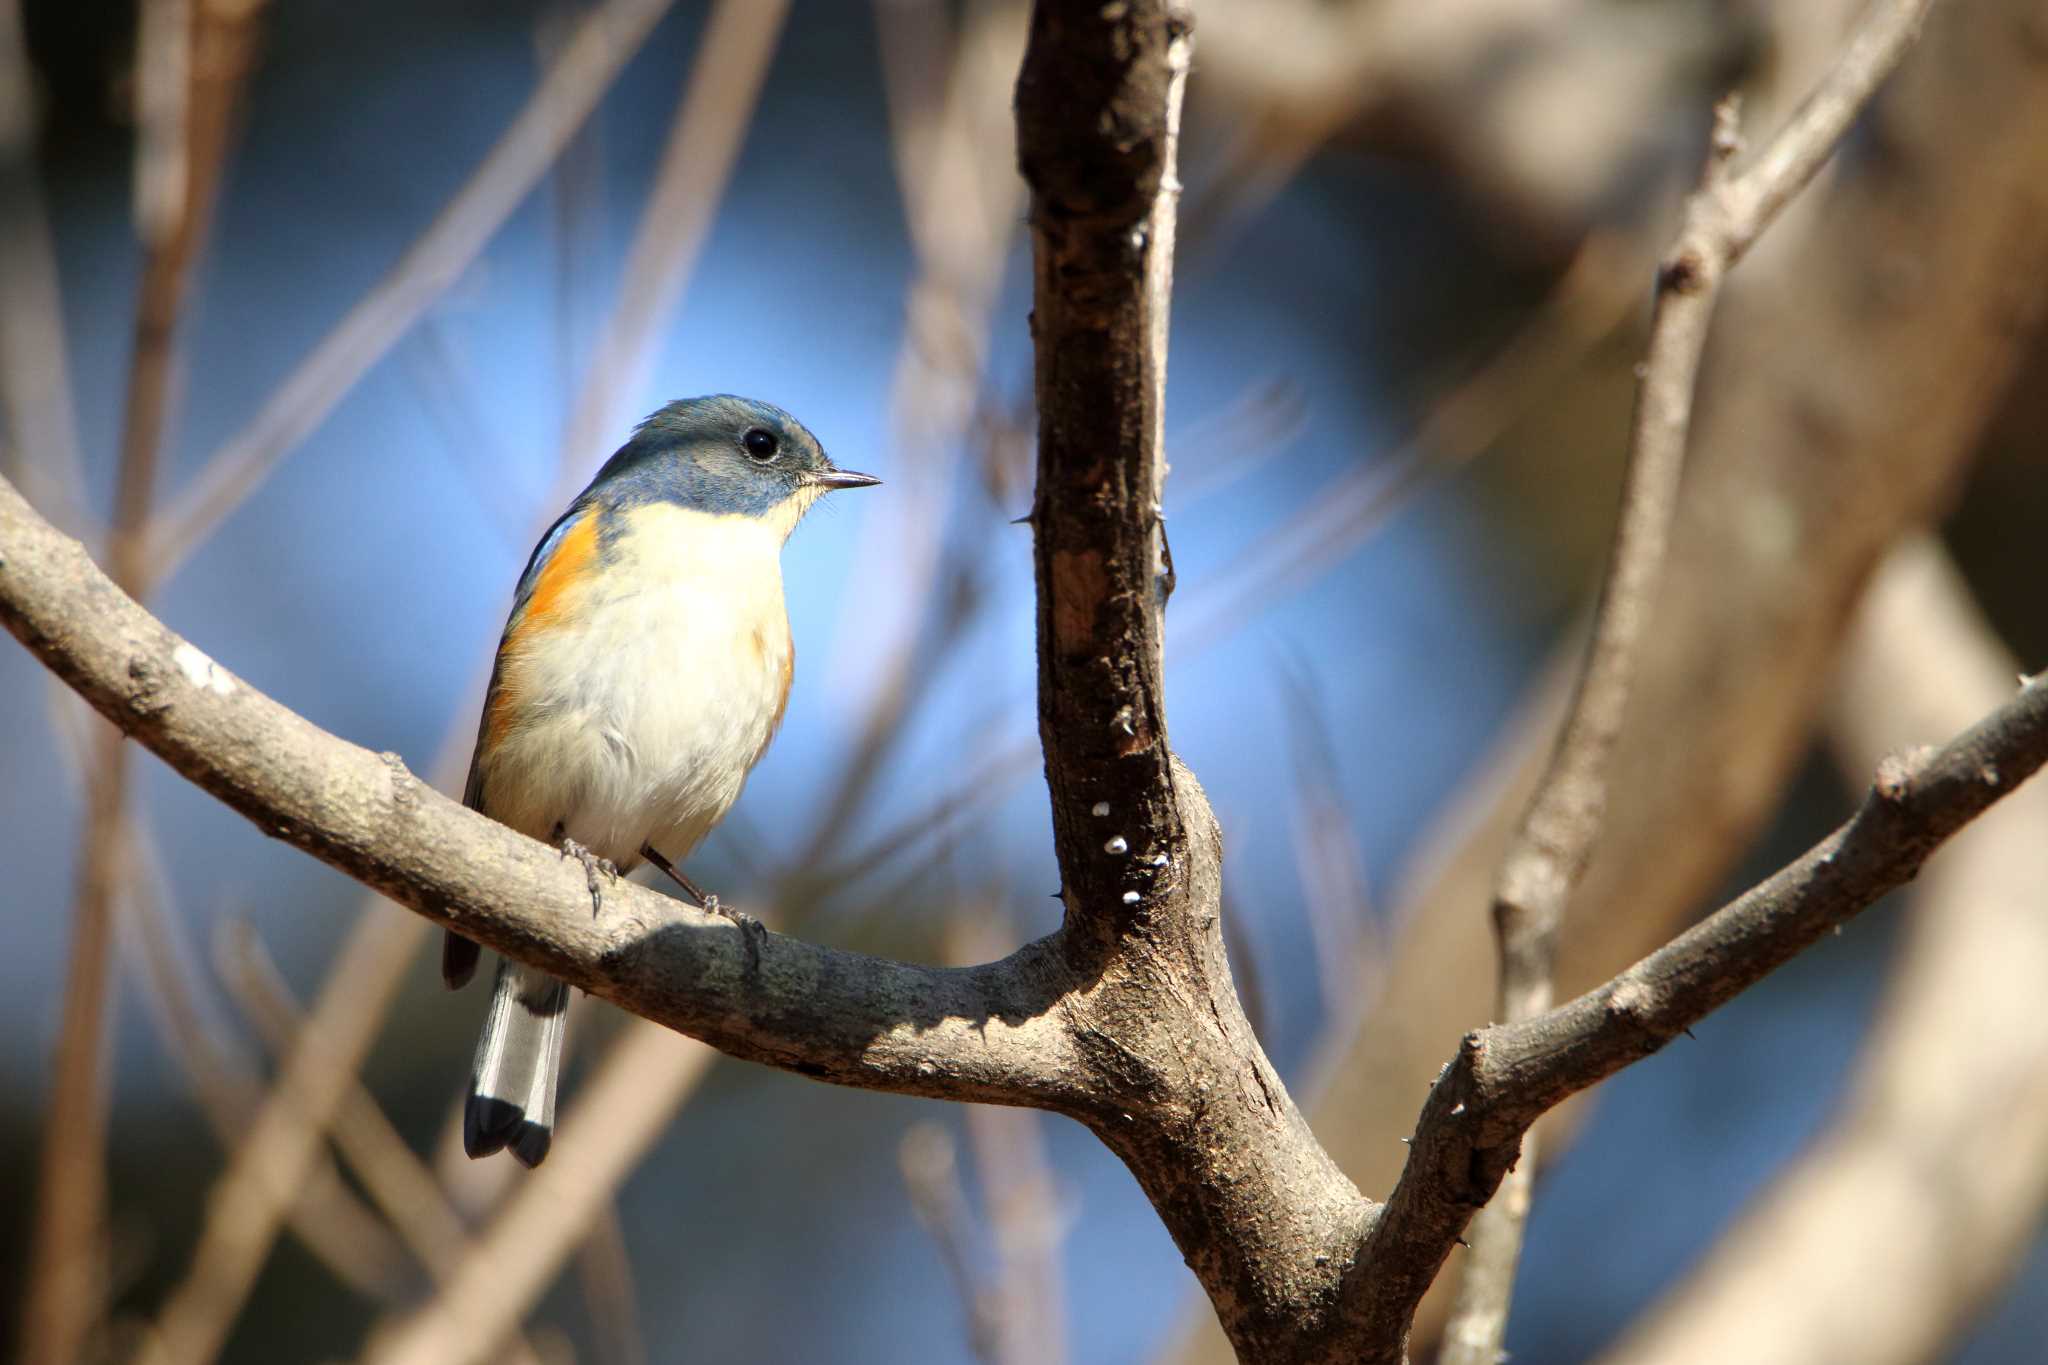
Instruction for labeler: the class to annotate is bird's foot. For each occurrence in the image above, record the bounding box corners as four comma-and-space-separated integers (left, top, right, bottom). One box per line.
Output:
558, 837, 618, 916
698, 891, 745, 926
639, 843, 764, 968
710, 896, 767, 974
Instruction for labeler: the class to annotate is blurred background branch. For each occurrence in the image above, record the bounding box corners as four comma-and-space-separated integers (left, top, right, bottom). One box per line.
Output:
20, 3, 265, 1362
9, 0, 2048, 1361
1448, 3, 1938, 1354
1598, 536, 2048, 1365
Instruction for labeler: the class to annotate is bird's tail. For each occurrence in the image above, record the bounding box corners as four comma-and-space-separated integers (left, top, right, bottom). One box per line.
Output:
464, 958, 569, 1168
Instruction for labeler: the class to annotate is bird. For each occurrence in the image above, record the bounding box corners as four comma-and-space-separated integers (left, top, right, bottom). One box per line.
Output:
443, 394, 879, 1167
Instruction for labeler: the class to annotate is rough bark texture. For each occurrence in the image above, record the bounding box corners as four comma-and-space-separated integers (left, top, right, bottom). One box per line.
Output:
1017, 7, 1371, 1357
7, 4, 2048, 1362
1157, 1, 2048, 1355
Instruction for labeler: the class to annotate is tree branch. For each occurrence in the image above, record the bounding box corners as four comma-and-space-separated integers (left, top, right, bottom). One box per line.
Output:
1018, 0, 1189, 940
1171, 0, 2048, 1355
1443, 1, 1938, 1355
1597, 538, 2048, 1365
22, 3, 265, 1359
1352, 670, 2048, 1361
6, 3, 2040, 1362
141, 0, 681, 584
0, 477, 1094, 1114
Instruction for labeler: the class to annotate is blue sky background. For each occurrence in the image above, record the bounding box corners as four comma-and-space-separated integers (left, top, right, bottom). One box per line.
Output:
4, 2, 2045, 1362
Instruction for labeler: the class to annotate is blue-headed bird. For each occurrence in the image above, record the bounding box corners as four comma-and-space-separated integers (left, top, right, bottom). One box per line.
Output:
444, 395, 879, 1166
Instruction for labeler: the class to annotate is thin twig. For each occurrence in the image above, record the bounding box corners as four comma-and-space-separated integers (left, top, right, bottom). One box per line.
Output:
901, 1121, 1005, 1365
213, 923, 548, 1365
21, 4, 264, 1359
1439, 4, 1937, 1357
1595, 538, 2048, 1365
817, 0, 1023, 691
404, 319, 532, 552
539, 3, 606, 438
792, 0, 1027, 868
0, 0, 90, 535
1277, 660, 1380, 1029
141, 0, 682, 583
573, 1205, 650, 1365
942, 912, 1072, 1365
133, 910, 429, 1365
361, 1020, 716, 1365
553, 0, 790, 475
1358, 679, 2048, 1365
1176, 228, 1646, 658
116, 818, 413, 1301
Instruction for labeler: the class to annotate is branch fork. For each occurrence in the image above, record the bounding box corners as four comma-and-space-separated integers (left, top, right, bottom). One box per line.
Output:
0, 4, 2019, 1364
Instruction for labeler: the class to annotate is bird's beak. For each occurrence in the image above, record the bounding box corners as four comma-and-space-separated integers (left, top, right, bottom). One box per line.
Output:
810, 467, 882, 491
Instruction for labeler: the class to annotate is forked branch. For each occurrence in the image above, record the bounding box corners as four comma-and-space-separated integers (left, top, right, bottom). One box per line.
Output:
0, 4, 2033, 1364
1445, 1, 1939, 1357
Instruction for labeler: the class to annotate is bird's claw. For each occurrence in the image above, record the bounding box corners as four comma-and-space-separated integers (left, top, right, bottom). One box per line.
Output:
706, 896, 767, 972
558, 837, 618, 916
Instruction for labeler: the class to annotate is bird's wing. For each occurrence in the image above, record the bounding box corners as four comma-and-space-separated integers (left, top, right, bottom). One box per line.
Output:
461, 502, 595, 810
445, 502, 594, 990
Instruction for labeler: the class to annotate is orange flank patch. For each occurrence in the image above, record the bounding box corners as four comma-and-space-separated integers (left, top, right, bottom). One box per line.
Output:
520, 513, 600, 627
483, 674, 521, 753
483, 514, 600, 750
751, 628, 795, 769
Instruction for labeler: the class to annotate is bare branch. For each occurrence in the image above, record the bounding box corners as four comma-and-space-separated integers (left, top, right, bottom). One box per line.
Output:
1017, 0, 1189, 938
554, 0, 789, 474
142, 0, 681, 582
0, 482, 1094, 1110
1157, 0, 2048, 1357
214, 925, 550, 1365
134, 912, 429, 1365
120, 828, 414, 1302
22, 3, 265, 1359
1355, 670, 2048, 1361
901, 1121, 1005, 1365
0, 0, 89, 535
1442, 3, 1937, 1356
362, 1020, 713, 1365
1597, 538, 2048, 1365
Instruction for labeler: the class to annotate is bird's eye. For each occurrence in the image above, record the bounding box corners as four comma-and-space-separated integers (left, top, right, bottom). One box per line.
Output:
742, 428, 779, 461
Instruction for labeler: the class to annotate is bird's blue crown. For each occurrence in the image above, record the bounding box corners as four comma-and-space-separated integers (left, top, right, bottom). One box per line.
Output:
588, 395, 840, 520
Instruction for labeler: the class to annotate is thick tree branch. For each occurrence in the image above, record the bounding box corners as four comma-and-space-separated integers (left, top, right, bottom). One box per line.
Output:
1018, 0, 1189, 941
8, 4, 2040, 1362
1016, 10, 1373, 1360
0, 477, 1093, 1115
1445, 1, 1938, 1356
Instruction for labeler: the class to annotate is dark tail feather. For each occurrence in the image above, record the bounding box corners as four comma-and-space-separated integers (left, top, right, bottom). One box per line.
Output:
442, 930, 482, 990
464, 958, 568, 1168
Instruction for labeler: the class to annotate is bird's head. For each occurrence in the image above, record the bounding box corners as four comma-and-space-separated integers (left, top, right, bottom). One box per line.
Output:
591, 395, 879, 539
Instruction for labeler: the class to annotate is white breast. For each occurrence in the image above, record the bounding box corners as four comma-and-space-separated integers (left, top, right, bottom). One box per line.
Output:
481, 503, 793, 869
